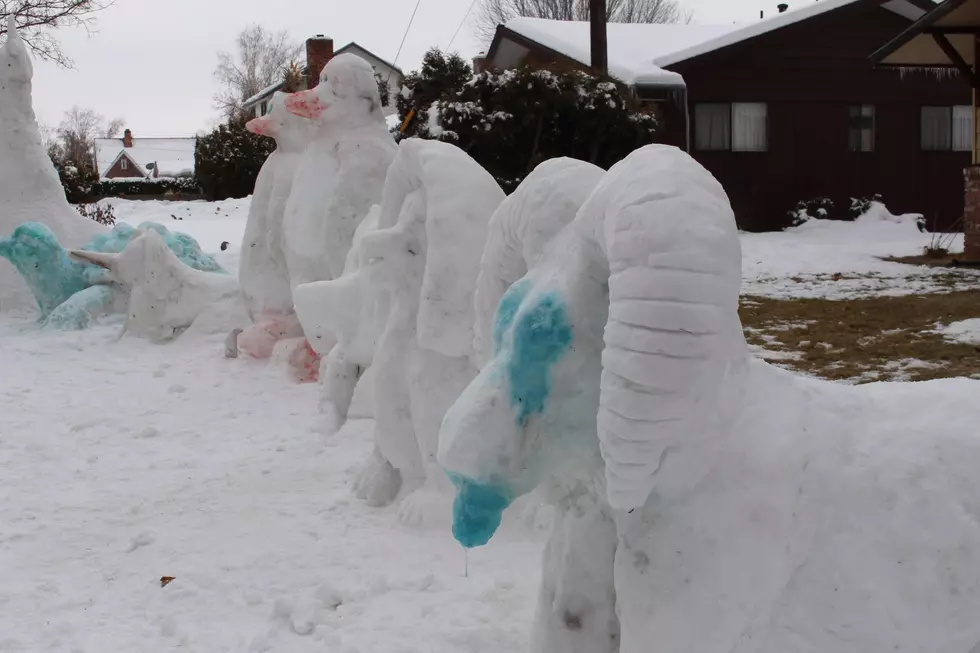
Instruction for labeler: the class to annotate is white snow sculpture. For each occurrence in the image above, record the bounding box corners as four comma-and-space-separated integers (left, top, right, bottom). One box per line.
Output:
473, 158, 605, 368
352, 138, 505, 525
293, 204, 389, 431
0, 17, 103, 310
71, 230, 240, 343
281, 53, 397, 290
438, 144, 980, 653
236, 92, 313, 358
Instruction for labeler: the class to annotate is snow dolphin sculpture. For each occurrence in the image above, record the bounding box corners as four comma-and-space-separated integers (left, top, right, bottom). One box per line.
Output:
71, 230, 239, 342
351, 139, 505, 524
439, 144, 980, 653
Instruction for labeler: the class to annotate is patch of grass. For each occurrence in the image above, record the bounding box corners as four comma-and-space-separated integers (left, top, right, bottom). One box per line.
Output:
739, 290, 980, 383
883, 252, 962, 268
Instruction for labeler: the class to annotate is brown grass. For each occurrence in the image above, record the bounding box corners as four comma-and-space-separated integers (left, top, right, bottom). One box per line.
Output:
883, 253, 961, 268
739, 290, 980, 383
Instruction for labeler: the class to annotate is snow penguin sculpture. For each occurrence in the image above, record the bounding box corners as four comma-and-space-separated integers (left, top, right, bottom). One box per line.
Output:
0, 16, 104, 311
438, 144, 980, 653
281, 54, 397, 289
235, 92, 313, 359
351, 139, 505, 525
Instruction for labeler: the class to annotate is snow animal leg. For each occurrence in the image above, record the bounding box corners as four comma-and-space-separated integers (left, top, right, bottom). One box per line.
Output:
287, 338, 321, 383
398, 348, 476, 528
531, 482, 619, 653
318, 344, 363, 434
237, 313, 304, 359
43, 285, 121, 330
353, 444, 402, 508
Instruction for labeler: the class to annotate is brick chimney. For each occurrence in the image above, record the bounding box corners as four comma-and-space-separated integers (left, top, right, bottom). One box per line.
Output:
122, 128, 133, 148
472, 52, 488, 74
306, 35, 334, 88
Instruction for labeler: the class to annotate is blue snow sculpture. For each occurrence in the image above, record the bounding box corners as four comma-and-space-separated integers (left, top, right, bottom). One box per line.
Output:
0, 222, 96, 317
447, 471, 514, 548
1, 220, 225, 329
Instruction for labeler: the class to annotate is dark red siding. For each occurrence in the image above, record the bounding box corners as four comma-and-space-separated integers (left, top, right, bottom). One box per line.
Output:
664, 1, 971, 231
103, 152, 144, 179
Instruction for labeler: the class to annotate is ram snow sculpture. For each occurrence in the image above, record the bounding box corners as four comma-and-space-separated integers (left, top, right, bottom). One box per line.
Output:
438, 144, 980, 653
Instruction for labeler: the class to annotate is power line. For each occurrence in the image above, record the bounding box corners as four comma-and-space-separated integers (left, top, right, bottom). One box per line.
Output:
447, 0, 479, 51
390, 0, 423, 79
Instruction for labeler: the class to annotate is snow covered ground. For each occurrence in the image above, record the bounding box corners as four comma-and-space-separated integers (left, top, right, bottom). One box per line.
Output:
1, 197, 978, 651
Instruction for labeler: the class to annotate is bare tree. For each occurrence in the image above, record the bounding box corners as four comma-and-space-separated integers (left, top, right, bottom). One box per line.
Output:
0, 0, 115, 67
213, 25, 302, 121
473, 0, 686, 44
55, 105, 124, 170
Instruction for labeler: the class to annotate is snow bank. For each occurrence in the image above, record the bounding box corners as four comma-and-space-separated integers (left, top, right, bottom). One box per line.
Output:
935, 318, 980, 345
0, 18, 103, 310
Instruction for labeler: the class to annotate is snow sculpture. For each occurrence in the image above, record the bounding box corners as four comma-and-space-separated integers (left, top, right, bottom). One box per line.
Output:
0, 221, 222, 329
0, 17, 104, 310
281, 53, 397, 289
70, 229, 238, 342
352, 139, 505, 525
439, 144, 980, 653
293, 204, 389, 430
473, 158, 605, 368
235, 92, 313, 359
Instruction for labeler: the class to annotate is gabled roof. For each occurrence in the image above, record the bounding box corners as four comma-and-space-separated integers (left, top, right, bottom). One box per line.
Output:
243, 41, 403, 110
94, 137, 196, 179
492, 0, 935, 85
871, 0, 976, 69
103, 149, 148, 177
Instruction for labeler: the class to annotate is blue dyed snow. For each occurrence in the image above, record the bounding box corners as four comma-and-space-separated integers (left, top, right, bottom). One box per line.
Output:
0, 223, 92, 317
446, 471, 514, 548
505, 291, 573, 425
492, 278, 530, 354
0, 220, 224, 327
45, 285, 118, 330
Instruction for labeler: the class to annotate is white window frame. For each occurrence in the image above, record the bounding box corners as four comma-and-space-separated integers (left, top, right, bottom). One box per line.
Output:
694, 102, 768, 152
120, 157, 128, 170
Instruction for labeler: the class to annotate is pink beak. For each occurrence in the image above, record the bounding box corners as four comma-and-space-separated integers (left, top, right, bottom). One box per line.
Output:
245, 115, 275, 136
284, 89, 326, 120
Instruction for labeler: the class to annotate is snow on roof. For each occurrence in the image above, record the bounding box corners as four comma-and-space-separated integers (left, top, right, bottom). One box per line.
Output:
503, 17, 739, 85
94, 137, 196, 179
505, 1, 930, 81
244, 81, 283, 109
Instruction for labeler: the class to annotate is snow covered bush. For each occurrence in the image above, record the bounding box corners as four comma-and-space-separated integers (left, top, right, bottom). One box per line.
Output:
194, 118, 275, 201
397, 50, 657, 191
786, 196, 836, 227
849, 194, 883, 220
48, 149, 98, 204
75, 203, 116, 226
89, 177, 199, 198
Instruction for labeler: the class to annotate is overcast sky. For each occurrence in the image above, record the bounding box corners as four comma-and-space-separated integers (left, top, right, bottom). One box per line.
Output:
26, 0, 806, 137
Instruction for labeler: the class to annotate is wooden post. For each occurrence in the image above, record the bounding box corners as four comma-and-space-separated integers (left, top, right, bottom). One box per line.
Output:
974, 35, 979, 165
590, 0, 607, 75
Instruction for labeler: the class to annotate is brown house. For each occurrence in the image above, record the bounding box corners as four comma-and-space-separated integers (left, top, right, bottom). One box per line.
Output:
486, 0, 969, 231
94, 129, 196, 180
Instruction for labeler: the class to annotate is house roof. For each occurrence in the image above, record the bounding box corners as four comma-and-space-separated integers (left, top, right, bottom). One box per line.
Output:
871, 0, 977, 69
243, 41, 404, 110
494, 0, 934, 85
94, 137, 196, 179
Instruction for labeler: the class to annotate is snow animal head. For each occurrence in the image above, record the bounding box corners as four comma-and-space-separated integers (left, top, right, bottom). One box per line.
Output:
0, 16, 33, 107
472, 158, 605, 368
358, 139, 505, 359
0, 222, 91, 316
70, 230, 232, 342
438, 145, 746, 547
283, 54, 384, 126
246, 92, 314, 152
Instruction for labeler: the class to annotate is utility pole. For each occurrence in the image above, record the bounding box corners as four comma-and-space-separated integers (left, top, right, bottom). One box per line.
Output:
590, 0, 608, 76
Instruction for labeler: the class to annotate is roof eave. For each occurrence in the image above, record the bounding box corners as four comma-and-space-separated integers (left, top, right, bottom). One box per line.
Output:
871, 0, 972, 65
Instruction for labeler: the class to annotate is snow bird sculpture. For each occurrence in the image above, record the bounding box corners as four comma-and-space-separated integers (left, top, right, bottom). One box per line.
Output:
438, 144, 980, 653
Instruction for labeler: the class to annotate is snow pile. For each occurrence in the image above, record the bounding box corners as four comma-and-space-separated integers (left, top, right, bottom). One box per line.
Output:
935, 318, 980, 345
0, 18, 103, 310
439, 144, 980, 651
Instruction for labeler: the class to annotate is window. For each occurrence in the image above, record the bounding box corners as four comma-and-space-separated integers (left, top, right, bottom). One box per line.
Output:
120, 157, 128, 170
695, 102, 768, 152
922, 105, 973, 151
848, 105, 875, 152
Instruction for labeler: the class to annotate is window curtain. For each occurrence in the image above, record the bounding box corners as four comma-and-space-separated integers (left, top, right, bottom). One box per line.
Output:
953, 105, 972, 152
732, 102, 767, 152
695, 104, 730, 150
922, 106, 952, 151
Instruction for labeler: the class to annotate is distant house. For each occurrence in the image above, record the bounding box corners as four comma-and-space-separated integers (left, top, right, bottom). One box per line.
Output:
93, 129, 196, 180
484, 0, 968, 231
242, 36, 403, 118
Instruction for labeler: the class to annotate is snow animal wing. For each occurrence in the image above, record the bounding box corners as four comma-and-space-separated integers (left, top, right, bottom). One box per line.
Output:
473, 158, 604, 367
407, 139, 505, 359
591, 145, 743, 511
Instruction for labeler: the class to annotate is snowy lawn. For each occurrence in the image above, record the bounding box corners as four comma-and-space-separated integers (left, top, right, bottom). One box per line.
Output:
2, 198, 979, 649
